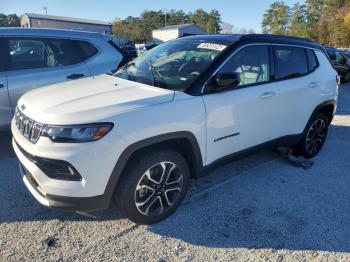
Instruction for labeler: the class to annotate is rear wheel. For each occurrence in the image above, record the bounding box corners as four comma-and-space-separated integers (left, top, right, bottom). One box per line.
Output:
115, 150, 190, 224
294, 112, 329, 159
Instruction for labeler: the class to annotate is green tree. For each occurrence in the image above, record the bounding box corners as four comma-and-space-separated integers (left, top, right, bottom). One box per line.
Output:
262, 2, 291, 34
208, 9, 222, 33
305, 0, 325, 41
0, 13, 21, 27
289, 3, 307, 37
167, 10, 188, 25
112, 9, 222, 43
189, 9, 209, 30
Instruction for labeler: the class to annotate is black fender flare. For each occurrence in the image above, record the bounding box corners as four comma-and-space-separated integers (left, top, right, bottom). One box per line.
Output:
308, 99, 336, 125
103, 131, 203, 205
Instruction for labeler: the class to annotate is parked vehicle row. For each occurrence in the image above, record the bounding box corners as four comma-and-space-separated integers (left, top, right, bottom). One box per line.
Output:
12, 34, 338, 224
326, 46, 350, 82
0, 28, 126, 131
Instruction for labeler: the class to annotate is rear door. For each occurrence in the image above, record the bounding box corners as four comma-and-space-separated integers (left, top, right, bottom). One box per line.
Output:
0, 38, 12, 130
5, 37, 92, 110
271, 46, 321, 137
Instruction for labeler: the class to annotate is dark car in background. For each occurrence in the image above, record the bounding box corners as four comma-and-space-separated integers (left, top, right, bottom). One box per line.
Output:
340, 49, 350, 60
122, 46, 138, 61
326, 47, 350, 82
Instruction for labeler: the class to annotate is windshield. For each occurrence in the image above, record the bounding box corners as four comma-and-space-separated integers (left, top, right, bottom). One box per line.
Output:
114, 39, 227, 90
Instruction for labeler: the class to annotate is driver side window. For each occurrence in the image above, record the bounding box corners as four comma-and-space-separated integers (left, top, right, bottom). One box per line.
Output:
219, 45, 270, 87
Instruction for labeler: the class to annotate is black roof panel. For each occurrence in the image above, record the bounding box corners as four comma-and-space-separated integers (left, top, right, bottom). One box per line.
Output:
179, 34, 323, 50
178, 34, 241, 44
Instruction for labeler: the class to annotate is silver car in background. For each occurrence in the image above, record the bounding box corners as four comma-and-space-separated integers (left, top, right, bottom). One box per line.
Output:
0, 28, 126, 130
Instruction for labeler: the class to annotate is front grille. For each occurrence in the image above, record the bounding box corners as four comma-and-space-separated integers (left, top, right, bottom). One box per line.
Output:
14, 107, 43, 143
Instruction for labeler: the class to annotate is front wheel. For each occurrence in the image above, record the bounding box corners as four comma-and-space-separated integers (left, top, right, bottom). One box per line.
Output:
294, 112, 329, 159
115, 150, 190, 224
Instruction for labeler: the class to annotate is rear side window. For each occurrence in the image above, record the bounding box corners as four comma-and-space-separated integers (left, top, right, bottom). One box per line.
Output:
7, 38, 97, 71
219, 45, 270, 87
273, 46, 308, 80
306, 49, 318, 72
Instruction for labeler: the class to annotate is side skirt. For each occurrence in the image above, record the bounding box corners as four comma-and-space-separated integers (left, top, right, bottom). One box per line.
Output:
201, 134, 302, 176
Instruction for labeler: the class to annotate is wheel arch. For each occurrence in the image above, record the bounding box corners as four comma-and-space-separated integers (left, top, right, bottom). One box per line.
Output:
310, 100, 336, 125
103, 131, 204, 205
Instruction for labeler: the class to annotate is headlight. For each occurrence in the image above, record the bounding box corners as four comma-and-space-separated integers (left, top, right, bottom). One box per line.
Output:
41, 123, 114, 143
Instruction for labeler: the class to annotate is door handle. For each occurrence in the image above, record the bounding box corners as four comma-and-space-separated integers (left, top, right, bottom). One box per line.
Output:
67, 73, 84, 80
308, 82, 319, 88
0, 84, 4, 88
259, 91, 276, 99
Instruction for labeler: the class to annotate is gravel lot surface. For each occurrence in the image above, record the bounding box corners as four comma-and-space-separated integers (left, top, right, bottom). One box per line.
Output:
1, 85, 349, 262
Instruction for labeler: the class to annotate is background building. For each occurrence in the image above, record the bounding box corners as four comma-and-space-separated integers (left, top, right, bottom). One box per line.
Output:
21, 13, 112, 34
152, 24, 207, 42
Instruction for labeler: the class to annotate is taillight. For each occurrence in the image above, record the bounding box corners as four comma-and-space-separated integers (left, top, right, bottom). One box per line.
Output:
336, 75, 340, 85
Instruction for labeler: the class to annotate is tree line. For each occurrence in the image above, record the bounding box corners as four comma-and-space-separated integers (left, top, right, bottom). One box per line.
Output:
262, 0, 350, 47
0, 14, 20, 27
112, 9, 222, 43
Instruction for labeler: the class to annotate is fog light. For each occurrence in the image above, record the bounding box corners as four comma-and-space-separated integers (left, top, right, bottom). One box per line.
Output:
35, 158, 82, 181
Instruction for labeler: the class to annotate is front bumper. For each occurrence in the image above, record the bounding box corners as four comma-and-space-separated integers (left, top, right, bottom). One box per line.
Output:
11, 118, 129, 212
19, 162, 109, 211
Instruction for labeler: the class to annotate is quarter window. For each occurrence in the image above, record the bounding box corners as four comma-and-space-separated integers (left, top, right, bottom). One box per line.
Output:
218, 45, 270, 87
273, 46, 308, 80
306, 49, 318, 72
326, 49, 335, 60
8, 38, 97, 71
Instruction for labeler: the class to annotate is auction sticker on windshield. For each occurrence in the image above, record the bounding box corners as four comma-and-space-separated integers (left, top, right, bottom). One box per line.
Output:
197, 43, 227, 51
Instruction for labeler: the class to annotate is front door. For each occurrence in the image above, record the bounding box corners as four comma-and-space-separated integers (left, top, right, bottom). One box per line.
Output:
203, 45, 279, 164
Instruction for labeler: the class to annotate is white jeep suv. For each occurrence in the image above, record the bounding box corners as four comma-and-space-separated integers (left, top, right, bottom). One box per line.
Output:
12, 34, 338, 224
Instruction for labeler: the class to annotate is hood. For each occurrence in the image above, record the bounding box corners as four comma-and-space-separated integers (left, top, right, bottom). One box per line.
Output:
18, 74, 174, 124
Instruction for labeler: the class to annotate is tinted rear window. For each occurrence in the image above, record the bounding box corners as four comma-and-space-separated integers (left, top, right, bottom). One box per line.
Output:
273, 46, 308, 80
7, 38, 97, 71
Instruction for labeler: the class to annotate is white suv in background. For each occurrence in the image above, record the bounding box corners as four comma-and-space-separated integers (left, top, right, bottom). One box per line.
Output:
0, 28, 125, 130
12, 34, 338, 224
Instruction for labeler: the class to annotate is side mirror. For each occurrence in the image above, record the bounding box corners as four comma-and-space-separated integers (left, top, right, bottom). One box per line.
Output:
210, 72, 240, 92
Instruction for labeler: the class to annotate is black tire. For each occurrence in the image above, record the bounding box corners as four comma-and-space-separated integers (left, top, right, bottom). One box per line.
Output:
115, 149, 190, 224
293, 112, 329, 159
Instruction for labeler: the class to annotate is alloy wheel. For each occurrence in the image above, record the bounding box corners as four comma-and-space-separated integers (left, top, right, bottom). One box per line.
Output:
134, 162, 184, 217
305, 118, 327, 155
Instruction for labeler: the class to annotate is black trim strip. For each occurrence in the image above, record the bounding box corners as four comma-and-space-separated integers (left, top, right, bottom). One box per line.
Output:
214, 132, 240, 143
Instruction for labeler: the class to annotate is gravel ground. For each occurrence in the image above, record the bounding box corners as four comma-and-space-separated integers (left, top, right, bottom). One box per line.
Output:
1, 85, 349, 262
